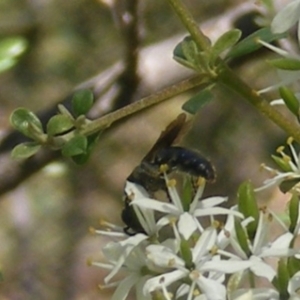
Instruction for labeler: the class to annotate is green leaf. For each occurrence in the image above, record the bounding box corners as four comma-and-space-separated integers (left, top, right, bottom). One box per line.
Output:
61, 135, 87, 157
237, 181, 259, 240
173, 36, 204, 70
180, 239, 193, 269
279, 86, 299, 117
71, 131, 101, 164
182, 176, 194, 211
226, 27, 286, 60
271, 154, 293, 172
210, 29, 241, 63
279, 178, 300, 194
289, 194, 299, 233
11, 142, 41, 159
288, 256, 300, 277
46, 115, 74, 136
182, 88, 214, 114
268, 58, 300, 70
173, 36, 197, 61
10, 108, 43, 138
72, 89, 94, 117
234, 219, 251, 256
275, 258, 290, 298
0, 36, 28, 73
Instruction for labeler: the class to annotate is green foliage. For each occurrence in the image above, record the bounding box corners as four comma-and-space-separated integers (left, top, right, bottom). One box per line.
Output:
268, 58, 300, 70
237, 181, 259, 240
209, 29, 241, 64
181, 177, 194, 211
9, 89, 96, 163
11, 142, 41, 159
72, 89, 94, 117
10, 108, 44, 139
279, 86, 300, 119
287, 256, 300, 277
173, 36, 204, 70
0, 36, 28, 73
174, 29, 241, 72
279, 178, 300, 194
226, 28, 286, 60
71, 132, 101, 165
273, 258, 290, 299
288, 194, 299, 233
61, 134, 88, 157
46, 115, 74, 136
271, 153, 292, 172
180, 239, 193, 269
182, 87, 214, 114
234, 218, 251, 257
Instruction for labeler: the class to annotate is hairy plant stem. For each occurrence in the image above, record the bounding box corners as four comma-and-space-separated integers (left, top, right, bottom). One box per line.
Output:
166, 0, 300, 143
80, 75, 209, 136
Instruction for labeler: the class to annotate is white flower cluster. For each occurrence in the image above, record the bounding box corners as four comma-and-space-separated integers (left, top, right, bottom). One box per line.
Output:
89, 170, 300, 300
258, 138, 300, 192
88, 4, 300, 299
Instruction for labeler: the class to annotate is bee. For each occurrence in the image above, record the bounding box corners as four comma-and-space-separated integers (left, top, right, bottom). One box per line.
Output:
122, 113, 215, 234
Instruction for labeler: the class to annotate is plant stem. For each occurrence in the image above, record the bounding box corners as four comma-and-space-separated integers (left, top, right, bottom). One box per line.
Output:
81, 75, 209, 136
218, 64, 300, 142
166, 0, 210, 52
166, 0, 300, 143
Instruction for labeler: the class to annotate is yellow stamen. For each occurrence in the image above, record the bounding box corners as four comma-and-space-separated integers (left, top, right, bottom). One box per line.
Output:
287, 136, 294, 145
86, 258, 93, 266
196, 177, 206, 187
212, 220, 220, 229
167, 178, 177, 187
210, 245, 218, 255
89, 226, 96, 235
159, 164, 169, 173
276, 146, 285, 154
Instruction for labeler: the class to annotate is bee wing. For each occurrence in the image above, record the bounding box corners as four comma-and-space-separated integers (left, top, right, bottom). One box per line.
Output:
142, 113, 188, 162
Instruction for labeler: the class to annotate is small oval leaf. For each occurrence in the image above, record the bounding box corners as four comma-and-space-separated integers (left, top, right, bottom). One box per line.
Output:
0, 36, 28, 73
279, 178, 300, 194
226, 27, 286, 60
11, 142, 41, 159
71, 131, 101, 164
234, 219, 251, 256
10, 108, 43, 138
182, 88, 214, 114
61, 135, 87, 157
237, 181, 259, 240
279, 86, 299, 117
210, 29, 241, 63
47, 115, 74, 136
268, 58, 300, 70
271, 154, 293, 172
72, 89, 94, 117
289, 194, 299, 233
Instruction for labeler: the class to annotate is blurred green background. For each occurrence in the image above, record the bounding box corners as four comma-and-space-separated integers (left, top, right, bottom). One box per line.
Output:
0, 0, 287, 299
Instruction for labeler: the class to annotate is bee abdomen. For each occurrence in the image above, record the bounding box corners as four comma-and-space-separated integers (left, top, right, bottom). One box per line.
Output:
153, 146, 216, 182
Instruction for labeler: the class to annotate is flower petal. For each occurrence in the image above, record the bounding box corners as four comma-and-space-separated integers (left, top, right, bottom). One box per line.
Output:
178, 212, 198, 240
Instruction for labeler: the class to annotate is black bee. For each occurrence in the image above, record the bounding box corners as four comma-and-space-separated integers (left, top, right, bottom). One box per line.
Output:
122, 113, 215, 234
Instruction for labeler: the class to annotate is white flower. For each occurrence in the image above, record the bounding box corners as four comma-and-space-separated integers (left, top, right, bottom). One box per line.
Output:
288, 271, 300, 297
257, 138, 300, 191
230, 288, 280, 300
143, 226, 252, 300
130, 174, 243, 239
124, 181, 163, 235
230, 271, 300, 300
221, 210, 297, 283
90, 240, 152, 300
271, 0, 300, 44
